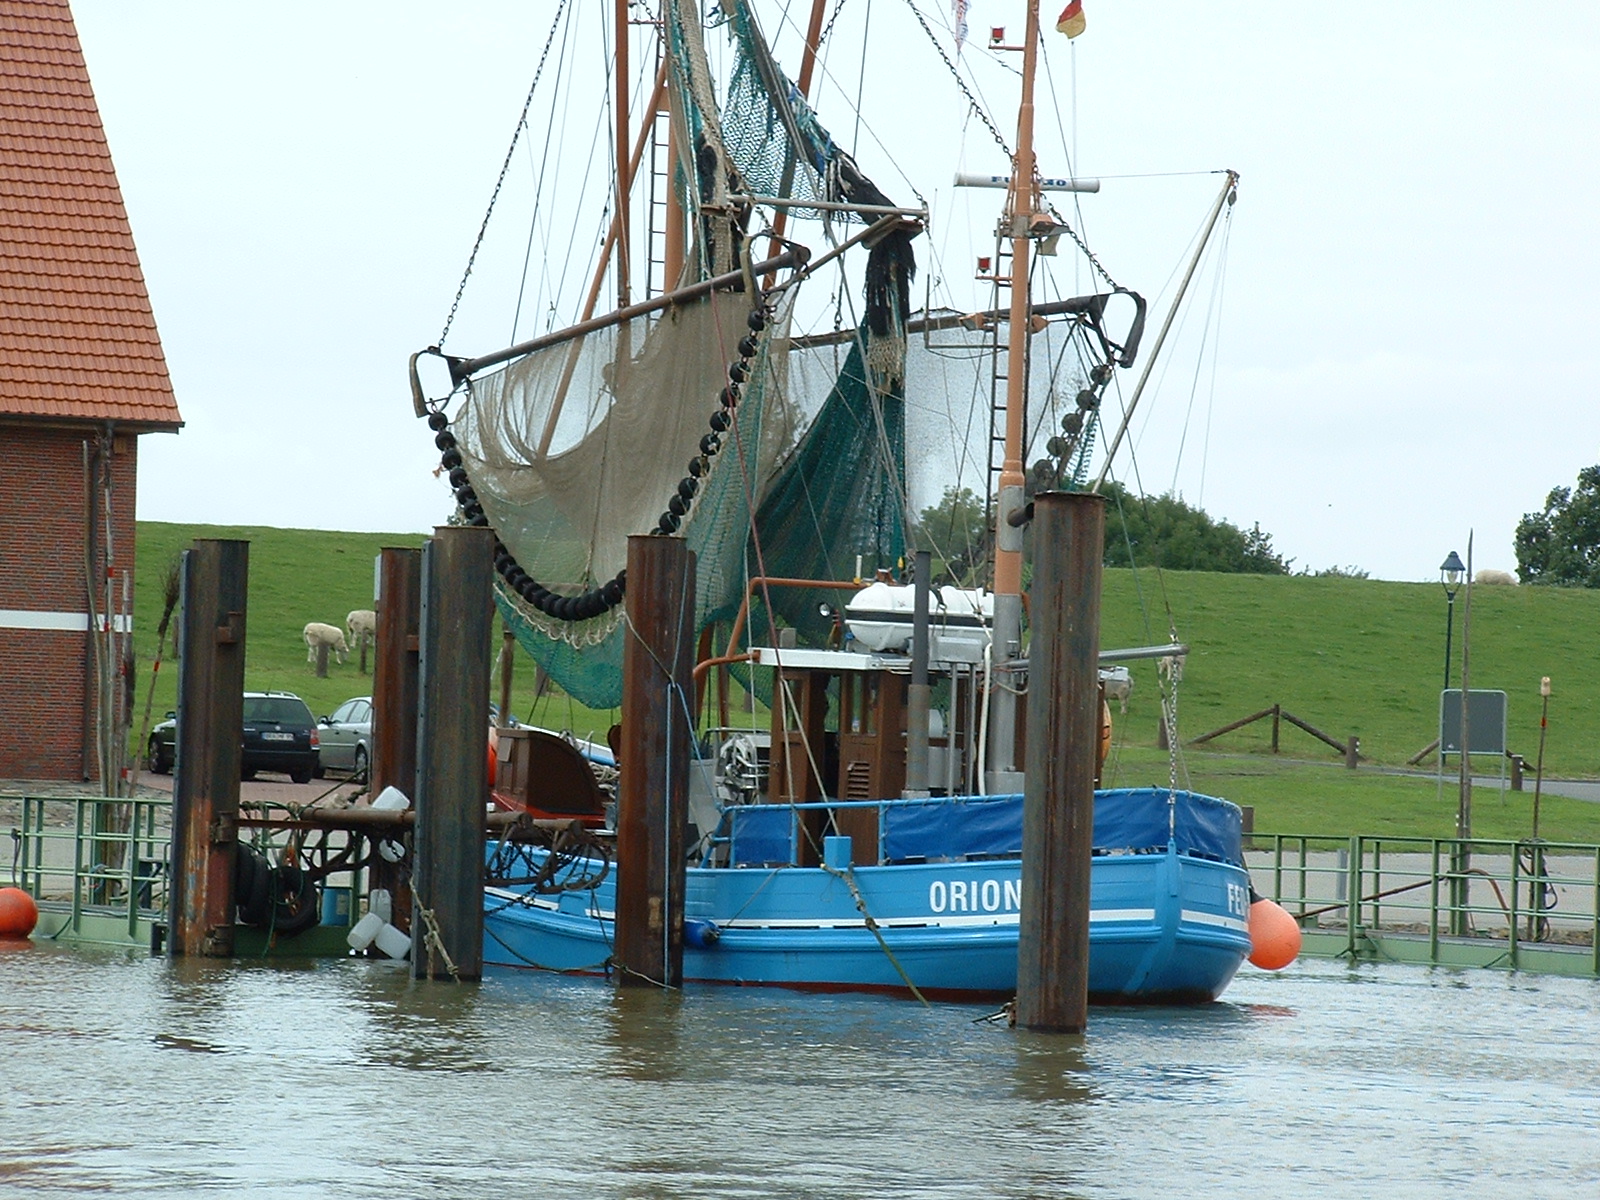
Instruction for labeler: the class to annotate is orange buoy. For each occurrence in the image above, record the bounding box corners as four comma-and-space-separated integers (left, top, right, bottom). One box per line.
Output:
0, 886, 39, 939
1247, 894, 1302, 970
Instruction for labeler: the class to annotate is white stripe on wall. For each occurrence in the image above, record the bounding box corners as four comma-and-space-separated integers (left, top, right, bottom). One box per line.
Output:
0, 610, 133, 633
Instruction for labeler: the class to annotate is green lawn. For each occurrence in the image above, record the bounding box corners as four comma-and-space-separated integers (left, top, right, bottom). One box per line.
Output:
131, 523, 620, 752
1102, 746, 1600, 844
133, 523, 1600, 841
1097, 569, 1600, 777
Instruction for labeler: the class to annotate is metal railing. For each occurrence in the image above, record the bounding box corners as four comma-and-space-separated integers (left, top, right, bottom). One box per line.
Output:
1251, 832, 1600, 977
11, 795, 171, 944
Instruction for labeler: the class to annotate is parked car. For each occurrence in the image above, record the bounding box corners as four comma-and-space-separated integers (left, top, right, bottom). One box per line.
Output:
317, 696, 372, 779
147, 691, 321, 784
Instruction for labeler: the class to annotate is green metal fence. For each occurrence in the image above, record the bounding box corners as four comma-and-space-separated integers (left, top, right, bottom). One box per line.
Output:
1251, 833, 1600, 978
12, 795, 171, 946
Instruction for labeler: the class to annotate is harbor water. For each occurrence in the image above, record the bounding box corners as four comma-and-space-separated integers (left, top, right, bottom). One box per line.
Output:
2, 943, 1597, 1198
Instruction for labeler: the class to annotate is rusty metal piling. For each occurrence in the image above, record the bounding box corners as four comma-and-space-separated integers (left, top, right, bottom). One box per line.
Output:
371, 547, 422, 933
614, 534, 695, 989
413, 527, 493, 981
167, 539, 248, 958
1016, 493, 1105, 1033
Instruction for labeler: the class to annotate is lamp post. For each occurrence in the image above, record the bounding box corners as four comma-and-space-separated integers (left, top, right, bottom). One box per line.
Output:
1532, 676, 1551, 841
1440, 550, 1465, 690
1527, 675, 1552, 940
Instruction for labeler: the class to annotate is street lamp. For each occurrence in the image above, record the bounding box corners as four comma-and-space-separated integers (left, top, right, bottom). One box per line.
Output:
1440, 550, 1465, 690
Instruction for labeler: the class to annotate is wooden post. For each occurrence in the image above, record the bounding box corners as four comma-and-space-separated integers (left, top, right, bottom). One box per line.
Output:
1016, 492, 1105, 1033
1271, 704, 1281, 753
314, 641, 329, 678
1345, 735, 1359, 770
372, 547, 422, 933
498, 623, 515, 728
413, 527, 493, 981
168, 539, 247, 958
615, 534, 695, 989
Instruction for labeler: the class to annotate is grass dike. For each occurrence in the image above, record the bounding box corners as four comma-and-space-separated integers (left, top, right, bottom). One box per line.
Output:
132, 522, 1600, 842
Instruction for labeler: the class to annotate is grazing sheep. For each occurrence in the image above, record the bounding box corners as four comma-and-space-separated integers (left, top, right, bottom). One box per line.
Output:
1474, 569, 1518, 586
1158, 653, 1186, 685
347, 609, 376, 651
303, 621, 349, 664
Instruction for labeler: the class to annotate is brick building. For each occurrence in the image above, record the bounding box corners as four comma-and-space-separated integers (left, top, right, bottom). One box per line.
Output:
0, 0, 182, 782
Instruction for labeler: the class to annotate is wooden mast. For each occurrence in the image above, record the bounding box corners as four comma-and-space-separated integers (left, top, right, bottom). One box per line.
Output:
615, 0, 632, 310
764, 0, 830, 272
987, 0, 1044, 784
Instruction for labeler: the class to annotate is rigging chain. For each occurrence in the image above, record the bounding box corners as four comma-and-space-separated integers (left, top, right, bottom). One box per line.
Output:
900, 0, 1012, 158
1045, 203, 1123, 292
437, 0, 572, 350
897, 0, 1120, 291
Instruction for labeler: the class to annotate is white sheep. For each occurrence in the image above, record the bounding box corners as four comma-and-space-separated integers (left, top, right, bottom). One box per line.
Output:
303, 621, 349, 664
1474, 569, 1517, 586
1158, 653, 1186, 685
347, 609, 376, 652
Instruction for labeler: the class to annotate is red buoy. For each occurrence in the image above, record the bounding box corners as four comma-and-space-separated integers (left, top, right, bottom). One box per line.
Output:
0, 886, 39, 939
1247, 896, 1302, 970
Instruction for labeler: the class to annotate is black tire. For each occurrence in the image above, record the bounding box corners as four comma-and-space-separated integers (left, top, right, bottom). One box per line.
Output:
312, 762, 326, 780
289, 765, 313, 785
148, 738, 170, 775
234, 843, 272, 926
271, 866, 322, 936
241, 767, 257, 781
352, 745, 368, 781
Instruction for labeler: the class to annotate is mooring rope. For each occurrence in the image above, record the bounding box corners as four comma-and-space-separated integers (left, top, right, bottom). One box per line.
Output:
410, 880, 461, 981
820, 861, 929, 1006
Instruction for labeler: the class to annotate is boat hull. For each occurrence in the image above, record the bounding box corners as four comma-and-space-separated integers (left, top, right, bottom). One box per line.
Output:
484, 845, 1250, 1003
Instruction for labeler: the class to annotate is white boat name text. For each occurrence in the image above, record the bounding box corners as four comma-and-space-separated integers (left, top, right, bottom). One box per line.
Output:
928, 878, 1021, 914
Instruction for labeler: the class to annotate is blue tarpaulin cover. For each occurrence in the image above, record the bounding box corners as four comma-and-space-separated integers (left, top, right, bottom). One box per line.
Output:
729, 805, 796, 866
728, 788, 1243, 867
881, 789, 1243, 865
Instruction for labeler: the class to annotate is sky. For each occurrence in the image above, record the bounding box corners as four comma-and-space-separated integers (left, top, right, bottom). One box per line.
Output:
72, 1, 1600, 582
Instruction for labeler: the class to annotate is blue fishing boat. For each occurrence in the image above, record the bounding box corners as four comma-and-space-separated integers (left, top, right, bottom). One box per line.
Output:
483, 787, 1252, 1002
415, 4, 1278, 1000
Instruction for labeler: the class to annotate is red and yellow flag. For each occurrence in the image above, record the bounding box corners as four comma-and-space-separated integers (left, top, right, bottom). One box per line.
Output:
1056, 0, 1086, 38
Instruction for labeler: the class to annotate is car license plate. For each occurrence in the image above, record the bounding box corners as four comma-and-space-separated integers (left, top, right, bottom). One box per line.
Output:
262, 732, 294, 742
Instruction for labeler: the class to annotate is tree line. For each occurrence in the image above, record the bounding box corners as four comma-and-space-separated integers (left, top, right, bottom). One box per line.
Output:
915, 482, 1294, 582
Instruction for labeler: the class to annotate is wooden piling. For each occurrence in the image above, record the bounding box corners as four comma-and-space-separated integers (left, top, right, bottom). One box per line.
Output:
1016, 492, 1104, 1033
614, 533, 695, 989
168, 539, 248, 958
413, 527, 494, 981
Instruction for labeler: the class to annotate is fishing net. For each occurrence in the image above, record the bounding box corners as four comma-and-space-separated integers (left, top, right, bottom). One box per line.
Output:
450, 3, 1106, 710
455, 291, 796, 709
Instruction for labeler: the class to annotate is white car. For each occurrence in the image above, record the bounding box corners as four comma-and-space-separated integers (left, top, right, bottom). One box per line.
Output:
316, 696, 372, 778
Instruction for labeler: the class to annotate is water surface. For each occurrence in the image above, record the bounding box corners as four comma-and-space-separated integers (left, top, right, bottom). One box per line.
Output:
2, 944, 1596, 1198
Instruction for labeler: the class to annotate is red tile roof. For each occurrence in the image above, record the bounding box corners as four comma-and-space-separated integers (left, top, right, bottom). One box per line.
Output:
0, 0, 180, 429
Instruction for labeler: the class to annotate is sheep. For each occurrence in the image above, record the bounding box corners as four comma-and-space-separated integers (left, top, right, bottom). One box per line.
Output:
1158, 653, 1186, 686
346, 609, 376, 651
1474, 569, 1517, 586
303, 621, 349, 664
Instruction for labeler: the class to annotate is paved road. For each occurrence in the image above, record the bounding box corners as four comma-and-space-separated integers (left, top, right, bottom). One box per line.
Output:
1370, 765, 1600, 804
134, 769, 367, 807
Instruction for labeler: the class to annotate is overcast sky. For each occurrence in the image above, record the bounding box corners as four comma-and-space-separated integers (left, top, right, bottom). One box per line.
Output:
73, 2, 1600, 582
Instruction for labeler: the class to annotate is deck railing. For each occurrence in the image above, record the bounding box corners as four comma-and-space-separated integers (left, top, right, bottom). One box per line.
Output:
12, 794, 172, 945
1251, 833, 1600, 978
